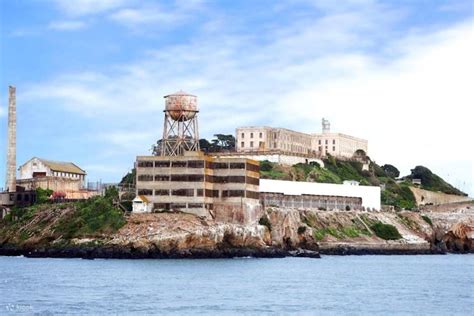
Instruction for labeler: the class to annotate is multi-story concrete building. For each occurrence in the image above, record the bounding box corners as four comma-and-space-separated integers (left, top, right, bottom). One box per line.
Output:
236, 119, 368, 159
135, 151, 261, 223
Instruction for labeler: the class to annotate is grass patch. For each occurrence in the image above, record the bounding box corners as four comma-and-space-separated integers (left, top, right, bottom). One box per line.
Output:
313, 229, 326, 241
397, 214, 420, 230
370, 222, 402, 240
421, 215, 433, 226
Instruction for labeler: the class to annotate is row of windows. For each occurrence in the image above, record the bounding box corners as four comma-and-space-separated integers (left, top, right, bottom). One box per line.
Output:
318, 139, 336, 145
318, 146, 336, 152
137, 160, 250, 170
138, 174, 259, 185
137, 189, 260, 199
241, 132, 263, 139
53, 171, 83, 179
138, 160, 205, 168
154, 203, 214, 210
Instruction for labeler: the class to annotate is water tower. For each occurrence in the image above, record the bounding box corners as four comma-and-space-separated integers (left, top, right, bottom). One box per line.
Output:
161, 90, 200, 156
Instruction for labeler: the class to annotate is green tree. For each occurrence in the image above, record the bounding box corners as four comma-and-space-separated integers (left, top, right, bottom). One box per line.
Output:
382, 164, 400, 178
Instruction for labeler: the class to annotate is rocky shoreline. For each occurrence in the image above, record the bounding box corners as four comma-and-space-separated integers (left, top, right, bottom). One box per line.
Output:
0, 245, 321, 259
1, 203, 472, 260
0, 244, 458, 259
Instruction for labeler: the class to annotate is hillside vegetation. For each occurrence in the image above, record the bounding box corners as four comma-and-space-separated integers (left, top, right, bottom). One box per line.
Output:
260, 157, 465, 210
0, 188, 126, 246
405, 166, 466, 196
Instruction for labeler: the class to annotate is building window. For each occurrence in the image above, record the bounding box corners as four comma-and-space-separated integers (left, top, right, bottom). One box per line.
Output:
171, 161, 187, 167
250, 132, 254, 138
230, 162, 245, 169
241, 133, 244, 138
241, 142, 244, 148
155, 190, 169, 196
259, 132, 262, 138
318, 140, 321, 145
332, 139, 336, 144
250, 141, 254, 147
138, 189, 152, 195
325, 146, 328, 151
274, 142, 277, 148
318, 146, 322, 151
188, 160, 204, 168
171, 189, 194, 196
333, 146, 336, 151
155, 161, 170, 167
138, 161, 154, 167
138, 175, 154, 181
325, 140, 328, 145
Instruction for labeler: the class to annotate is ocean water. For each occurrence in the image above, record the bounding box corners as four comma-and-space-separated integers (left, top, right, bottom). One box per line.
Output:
0, 255, 472, 315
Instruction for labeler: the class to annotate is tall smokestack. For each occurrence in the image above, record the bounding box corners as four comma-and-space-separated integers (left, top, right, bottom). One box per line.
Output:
5, 86, 16, 192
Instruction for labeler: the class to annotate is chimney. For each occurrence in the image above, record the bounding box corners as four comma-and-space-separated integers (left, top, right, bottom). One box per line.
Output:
5, 86, 16, 192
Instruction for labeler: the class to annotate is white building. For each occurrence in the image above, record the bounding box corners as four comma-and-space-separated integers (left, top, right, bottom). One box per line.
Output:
259, 179, 381, 210
132, 195, 153, 213
19, 157, 86, 182
16, 157, 88, 197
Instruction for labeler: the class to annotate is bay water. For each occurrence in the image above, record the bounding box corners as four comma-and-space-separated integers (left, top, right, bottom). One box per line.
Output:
0, 255, 472, 315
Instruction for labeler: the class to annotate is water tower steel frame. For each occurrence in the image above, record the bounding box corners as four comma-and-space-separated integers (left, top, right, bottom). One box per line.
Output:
161, 91, 200, 156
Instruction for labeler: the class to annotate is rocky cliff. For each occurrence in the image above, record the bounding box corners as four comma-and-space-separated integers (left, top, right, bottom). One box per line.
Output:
1, 201, 472, 259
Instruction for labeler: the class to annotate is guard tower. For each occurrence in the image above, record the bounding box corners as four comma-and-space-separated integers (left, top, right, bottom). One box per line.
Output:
161, 91, 200, 156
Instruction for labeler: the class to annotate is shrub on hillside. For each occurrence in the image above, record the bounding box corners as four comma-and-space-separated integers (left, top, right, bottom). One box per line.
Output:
36, 188, 53, 204
260, 160, 273, 172
421, 215, 433, 226
408, 166, 466, 196
370, 222, 402, 240
259, 216, 272, 231
54, 195, 126, 238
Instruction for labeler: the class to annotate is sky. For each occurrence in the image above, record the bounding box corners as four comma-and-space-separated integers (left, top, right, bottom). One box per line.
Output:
0, 0, 473, 196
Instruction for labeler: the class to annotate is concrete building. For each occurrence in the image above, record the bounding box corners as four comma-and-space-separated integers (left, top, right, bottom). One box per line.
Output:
135, 151, 261, 223
259, 179, 381, 210
16, 157, 88, 198
236, 118, 368, 159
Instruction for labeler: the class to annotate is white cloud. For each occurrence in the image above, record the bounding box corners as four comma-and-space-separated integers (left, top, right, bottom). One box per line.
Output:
108, 1, 206, 27
52, 0, 129, 16
48, 20, 87, 31
109, 7, 181, 25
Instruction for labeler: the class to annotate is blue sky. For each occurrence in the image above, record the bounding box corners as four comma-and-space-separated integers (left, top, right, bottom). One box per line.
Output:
0, 0, 473, 195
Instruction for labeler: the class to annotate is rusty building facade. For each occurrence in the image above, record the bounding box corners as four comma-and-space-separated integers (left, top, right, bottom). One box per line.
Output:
135, 151, 262, 223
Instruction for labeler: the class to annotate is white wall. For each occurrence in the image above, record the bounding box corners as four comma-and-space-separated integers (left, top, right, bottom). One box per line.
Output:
18, 158, 52, 179
259, 179, 381, 210
132, 200, 152, 213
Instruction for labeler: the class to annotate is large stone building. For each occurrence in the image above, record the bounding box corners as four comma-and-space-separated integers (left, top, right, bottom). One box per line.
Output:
236, 118, 368, 159
135, 151, 261, 223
